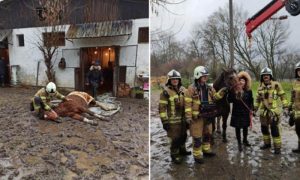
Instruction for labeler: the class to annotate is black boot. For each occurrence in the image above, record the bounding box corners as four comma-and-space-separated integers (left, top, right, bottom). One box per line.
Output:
203, 151, 216, 157
274, 148, 281, 154
30, 102, 34, 111
222, 131, 228, 143
292, 142, 300, 153
236, 128, 242, 151
243, 140, 251, 147
194, 157, 204, 164
171, 155, 182, 164
179, 147, 191, 156
260, 144, 271, 150
243, 128, 251, 146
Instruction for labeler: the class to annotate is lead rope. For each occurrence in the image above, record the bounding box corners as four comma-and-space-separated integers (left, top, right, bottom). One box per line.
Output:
239, 97, 253, 130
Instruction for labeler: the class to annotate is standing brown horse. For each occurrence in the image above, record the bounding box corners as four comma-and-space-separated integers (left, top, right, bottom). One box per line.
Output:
213, 68, 239, 142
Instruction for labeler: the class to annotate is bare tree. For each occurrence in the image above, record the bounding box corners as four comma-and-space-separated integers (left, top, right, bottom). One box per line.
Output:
254, 20, 289, 79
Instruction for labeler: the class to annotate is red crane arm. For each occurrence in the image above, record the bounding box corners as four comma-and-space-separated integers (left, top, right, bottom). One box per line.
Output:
245, 0, 287, 38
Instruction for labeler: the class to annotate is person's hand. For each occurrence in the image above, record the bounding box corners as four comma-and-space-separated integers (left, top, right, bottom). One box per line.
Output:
85, 83, 89, 86
162, 123, 170, 131
100, 81, 104, 85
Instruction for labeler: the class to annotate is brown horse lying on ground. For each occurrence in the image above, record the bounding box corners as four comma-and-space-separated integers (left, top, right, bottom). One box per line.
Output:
44, 91, 109, 125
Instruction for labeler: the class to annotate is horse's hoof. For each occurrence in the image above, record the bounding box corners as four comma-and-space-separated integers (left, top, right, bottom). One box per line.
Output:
90, 121, 98, 126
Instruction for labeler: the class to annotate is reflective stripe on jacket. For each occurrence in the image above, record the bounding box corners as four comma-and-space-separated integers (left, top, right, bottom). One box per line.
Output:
33, 88, 65, 110
254, 81, 288, 116
159, 85, 186, 124
184, 83, 218, 120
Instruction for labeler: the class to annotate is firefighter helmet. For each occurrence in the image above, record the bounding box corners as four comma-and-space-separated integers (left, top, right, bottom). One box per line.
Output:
295, 62, 300, 78
260, 67, 273, 82
46, 82, 57, 94
194, 66, 209, 79
166, 69, 181, 86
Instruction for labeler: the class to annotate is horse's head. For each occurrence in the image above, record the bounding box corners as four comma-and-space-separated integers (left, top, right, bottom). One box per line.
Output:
213, 68, 239, 91
223, 68, 239, 89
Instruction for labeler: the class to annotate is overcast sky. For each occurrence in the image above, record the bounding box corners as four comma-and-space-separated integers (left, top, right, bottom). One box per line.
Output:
151, 0, 300, 47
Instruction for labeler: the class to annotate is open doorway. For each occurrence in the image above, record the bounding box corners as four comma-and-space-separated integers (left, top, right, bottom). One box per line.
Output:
80, 46, 116, 94
0, 38, 10, 86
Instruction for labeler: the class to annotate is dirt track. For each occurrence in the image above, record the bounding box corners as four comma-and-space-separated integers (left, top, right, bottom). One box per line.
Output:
151, 91, 300, 180
0, 87, 148, 179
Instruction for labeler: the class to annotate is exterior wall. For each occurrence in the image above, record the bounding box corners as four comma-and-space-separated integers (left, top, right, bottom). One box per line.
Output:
8, 18, 149, 88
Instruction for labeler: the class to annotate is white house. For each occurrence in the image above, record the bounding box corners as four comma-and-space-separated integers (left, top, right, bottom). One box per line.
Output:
0, 0, 149, 96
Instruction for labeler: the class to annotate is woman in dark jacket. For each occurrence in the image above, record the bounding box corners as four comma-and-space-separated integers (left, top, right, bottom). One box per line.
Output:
228, 71, 254, 151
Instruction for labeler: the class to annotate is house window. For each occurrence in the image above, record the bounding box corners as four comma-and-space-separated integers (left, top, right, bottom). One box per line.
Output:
43, 32, 65, 47
138, 27, 149, 43
17, 34, 24, 47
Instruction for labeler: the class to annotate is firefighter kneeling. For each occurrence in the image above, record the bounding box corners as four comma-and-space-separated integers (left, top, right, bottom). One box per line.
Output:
159, 70, 191, 164
185, 66, 226, 164
254, 67, 288, 154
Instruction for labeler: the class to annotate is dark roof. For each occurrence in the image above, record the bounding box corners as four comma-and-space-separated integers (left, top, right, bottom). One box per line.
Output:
0, 0, 148, 29
66, 20, 133, 39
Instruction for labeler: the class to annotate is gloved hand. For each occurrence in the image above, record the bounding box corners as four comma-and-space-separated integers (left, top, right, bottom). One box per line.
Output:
162, 123, 170, 131
289, 114, 295, 127
218, 87, 228, 97
186, 118, 193, 125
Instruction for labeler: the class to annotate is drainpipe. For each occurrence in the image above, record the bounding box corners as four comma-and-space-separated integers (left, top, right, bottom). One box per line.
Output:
36, 60, 41, 86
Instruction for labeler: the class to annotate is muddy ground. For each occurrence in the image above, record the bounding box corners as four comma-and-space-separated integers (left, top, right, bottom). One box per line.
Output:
151, 91, 300, 180
0, 87, 148, 180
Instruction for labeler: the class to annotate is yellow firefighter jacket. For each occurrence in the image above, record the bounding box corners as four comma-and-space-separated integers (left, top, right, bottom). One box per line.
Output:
159, 85, 186, 125
290, 80, 300, 119
254, 80, 288, 116
184, 83, 221, 120
33, 88, 65, 111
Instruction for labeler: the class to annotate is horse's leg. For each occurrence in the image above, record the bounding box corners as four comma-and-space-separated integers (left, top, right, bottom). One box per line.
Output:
83, 108, 110, 121
70, 113, 98, 126
222, 112, 229, 143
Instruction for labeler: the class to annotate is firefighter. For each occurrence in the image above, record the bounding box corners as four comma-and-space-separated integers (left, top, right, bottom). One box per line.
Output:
254, 67, 288, 154
30, 82, 68, 120
289, 62, 300, 153
158, 69, 191, 164
185, 66, 226, 164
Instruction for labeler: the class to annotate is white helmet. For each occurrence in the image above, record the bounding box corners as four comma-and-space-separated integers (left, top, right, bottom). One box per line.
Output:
166, 69, 181, 86
295, 62, 300, 78
167, 69, 181, 80
46, 82, 56, 94
194, 66, 209, 79
260, 67, 273, 77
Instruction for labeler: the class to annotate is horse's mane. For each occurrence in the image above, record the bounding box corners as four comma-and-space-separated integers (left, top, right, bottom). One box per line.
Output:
213, 72, 225, 91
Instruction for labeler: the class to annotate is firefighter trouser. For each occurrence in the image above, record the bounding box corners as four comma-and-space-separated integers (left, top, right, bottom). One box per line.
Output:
168, 124, 187, 158
32, 96, 45, 112
260, 115, 281, 149
190, 118, 213, 159
295, 118, 300, 142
